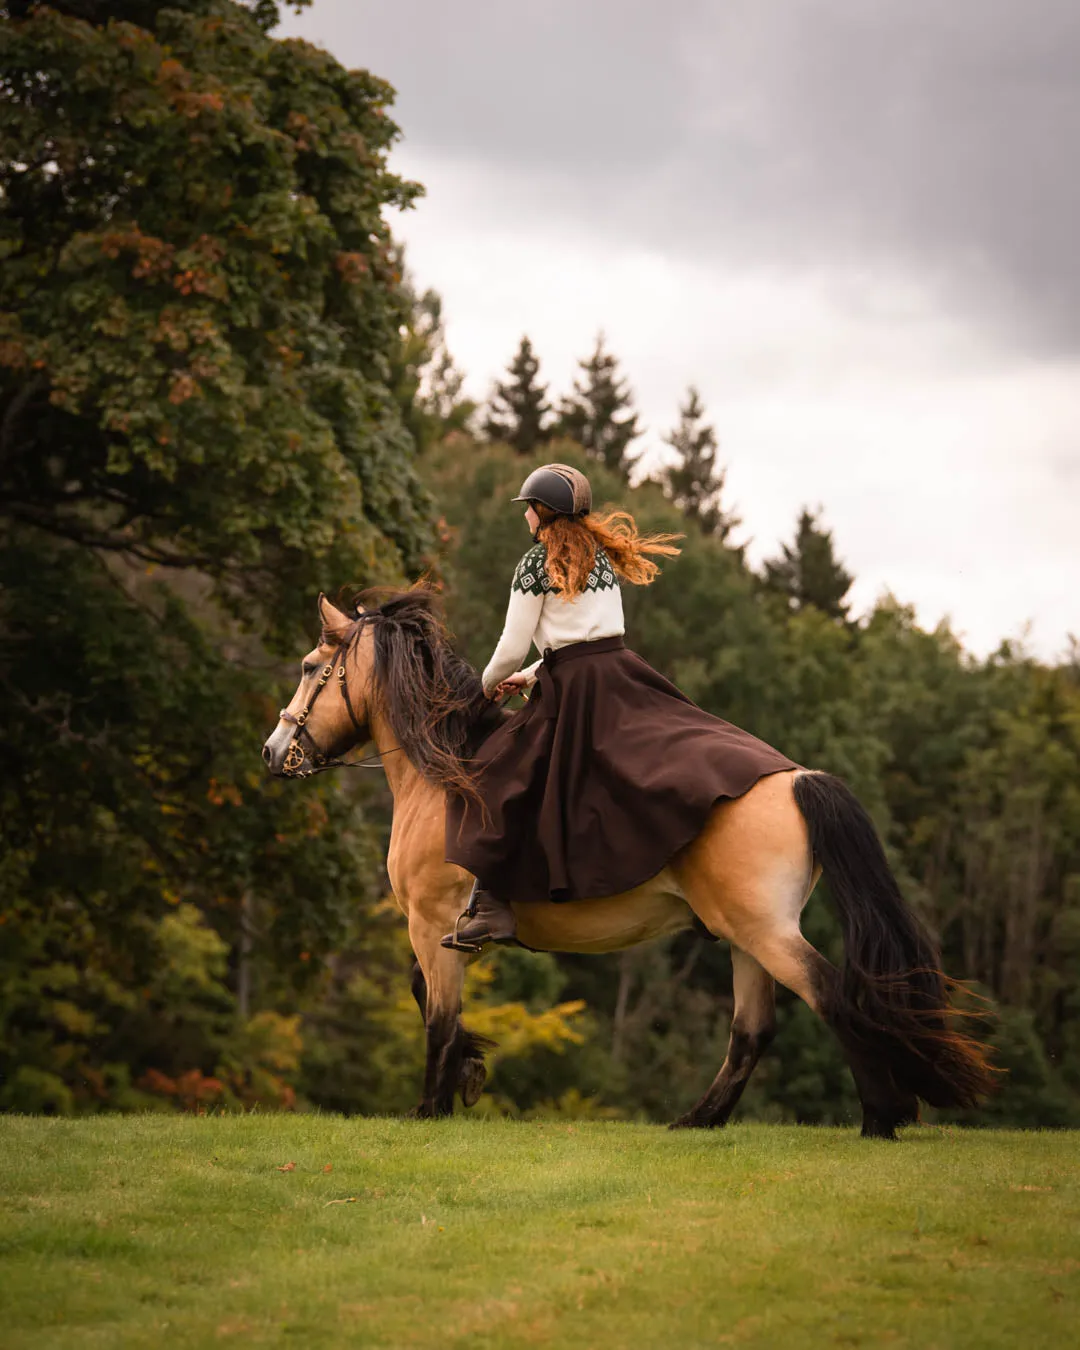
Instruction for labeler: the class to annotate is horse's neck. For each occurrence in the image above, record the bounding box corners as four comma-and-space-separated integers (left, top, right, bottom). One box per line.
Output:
374, 715, 449, 901
368, 707, 422, 803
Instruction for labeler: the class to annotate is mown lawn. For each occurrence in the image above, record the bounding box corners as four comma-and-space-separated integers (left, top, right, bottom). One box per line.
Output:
1, 1116, 1077, 1349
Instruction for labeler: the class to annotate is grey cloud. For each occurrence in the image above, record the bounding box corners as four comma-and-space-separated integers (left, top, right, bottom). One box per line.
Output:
287, 0, 698, 173
283, 0, 1080, 352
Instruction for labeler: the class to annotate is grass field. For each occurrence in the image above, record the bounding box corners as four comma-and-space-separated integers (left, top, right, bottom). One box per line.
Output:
1, 1116, 1077, 1349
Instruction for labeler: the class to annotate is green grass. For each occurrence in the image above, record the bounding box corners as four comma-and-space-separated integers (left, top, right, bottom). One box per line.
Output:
1, 1117, 1077, 1349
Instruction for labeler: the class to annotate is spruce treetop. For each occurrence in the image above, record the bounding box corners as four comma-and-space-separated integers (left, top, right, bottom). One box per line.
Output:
763, 508, 854, 619
555, 333, 642, 477
483, 335, 552, 455
660, 385, 740, 543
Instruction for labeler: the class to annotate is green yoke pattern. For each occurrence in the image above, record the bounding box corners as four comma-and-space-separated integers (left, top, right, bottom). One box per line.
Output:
511, 544, 618, 597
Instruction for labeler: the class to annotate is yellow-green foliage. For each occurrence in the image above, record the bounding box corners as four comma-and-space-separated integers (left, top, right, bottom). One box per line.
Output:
464, 961, 586, 1059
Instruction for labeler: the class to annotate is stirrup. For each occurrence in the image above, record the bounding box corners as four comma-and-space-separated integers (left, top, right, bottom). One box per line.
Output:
441, 879, 485, 953
440, 909, 485, 954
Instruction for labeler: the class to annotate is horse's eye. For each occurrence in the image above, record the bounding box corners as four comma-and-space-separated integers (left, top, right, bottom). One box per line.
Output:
302, 662, 316, 677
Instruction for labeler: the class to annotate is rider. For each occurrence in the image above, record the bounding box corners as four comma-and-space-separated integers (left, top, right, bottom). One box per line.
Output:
442, 462, 795, 952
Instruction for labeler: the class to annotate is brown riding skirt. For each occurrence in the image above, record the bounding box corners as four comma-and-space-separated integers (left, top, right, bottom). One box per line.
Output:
444, 637, 797, 904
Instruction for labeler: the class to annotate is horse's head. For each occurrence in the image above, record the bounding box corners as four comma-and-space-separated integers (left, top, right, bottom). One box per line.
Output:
263, 584, 499, 795
262, 594, 373, 778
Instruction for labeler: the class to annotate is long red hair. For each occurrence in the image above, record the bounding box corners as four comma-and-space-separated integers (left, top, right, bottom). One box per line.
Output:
535, 506, 682, 597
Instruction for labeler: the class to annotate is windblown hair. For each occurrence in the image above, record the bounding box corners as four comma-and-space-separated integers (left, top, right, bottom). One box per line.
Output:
535, 506, 683, 597
349, 586, 500, 799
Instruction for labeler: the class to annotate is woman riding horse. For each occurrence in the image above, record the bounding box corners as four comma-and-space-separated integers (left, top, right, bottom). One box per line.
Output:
263, 483, 996, 1133
442, 462, 797, 951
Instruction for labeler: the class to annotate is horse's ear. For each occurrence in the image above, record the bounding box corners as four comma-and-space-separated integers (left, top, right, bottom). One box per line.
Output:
317, 593, 352, 641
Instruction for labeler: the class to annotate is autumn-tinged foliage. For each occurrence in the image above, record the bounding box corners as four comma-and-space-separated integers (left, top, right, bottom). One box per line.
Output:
0, 0, 432, 632
0, 0, 431, 1113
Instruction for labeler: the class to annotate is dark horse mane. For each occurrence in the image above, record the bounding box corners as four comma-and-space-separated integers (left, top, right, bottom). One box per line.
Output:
344, 586, 505, 798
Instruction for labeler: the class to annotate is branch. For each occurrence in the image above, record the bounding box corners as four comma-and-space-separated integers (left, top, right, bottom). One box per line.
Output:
0, 374, 47, 466
2, 500, 228, 571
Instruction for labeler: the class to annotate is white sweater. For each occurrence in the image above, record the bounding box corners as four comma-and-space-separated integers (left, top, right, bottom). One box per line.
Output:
481, 543, 625, 695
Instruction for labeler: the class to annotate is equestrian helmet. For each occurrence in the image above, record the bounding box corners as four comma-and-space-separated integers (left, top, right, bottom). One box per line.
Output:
512, 463, 593, 516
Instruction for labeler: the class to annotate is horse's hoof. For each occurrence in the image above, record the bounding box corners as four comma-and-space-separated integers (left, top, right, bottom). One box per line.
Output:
860, 1116, 900, 1141
459, 1058, 487, 1108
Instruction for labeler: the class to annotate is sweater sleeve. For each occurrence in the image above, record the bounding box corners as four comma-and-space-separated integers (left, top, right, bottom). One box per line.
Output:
481, 552, 546, 695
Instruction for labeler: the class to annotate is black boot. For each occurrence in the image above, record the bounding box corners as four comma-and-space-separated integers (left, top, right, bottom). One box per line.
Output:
440, 882, 517, 953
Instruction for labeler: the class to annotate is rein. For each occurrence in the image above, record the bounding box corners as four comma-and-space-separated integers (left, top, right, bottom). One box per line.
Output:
277, 627, 401, 779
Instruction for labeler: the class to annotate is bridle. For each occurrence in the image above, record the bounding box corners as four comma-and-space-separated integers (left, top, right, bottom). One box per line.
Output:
277, 626, 399, 778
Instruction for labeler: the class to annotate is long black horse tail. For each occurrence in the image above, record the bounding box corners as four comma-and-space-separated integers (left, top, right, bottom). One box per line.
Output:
793, 770, 997, 1109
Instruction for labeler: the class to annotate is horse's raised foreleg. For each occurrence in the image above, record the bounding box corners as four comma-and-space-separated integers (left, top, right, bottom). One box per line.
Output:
409, 958, 489, 1111
409, 910, 492, 1117
670, 947, 776, 1129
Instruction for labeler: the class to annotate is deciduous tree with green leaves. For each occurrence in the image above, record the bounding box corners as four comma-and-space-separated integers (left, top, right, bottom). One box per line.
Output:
0, 0, 432, 632
0, 0, 434, 1112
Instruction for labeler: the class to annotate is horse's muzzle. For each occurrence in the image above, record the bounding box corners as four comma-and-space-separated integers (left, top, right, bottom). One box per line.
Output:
262, 724, 304, 777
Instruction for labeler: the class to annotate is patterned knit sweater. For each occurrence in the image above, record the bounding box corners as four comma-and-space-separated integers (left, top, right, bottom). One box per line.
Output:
481, 542, 625, 695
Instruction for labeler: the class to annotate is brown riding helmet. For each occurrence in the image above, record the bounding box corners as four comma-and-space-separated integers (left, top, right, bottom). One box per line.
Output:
511, 463, 593, 516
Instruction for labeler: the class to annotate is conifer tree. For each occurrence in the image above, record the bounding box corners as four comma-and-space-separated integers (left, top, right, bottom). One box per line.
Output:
483, 336, 552, 454
659, 386, 740, 542
393, 274, 475, 452
555, 334, 642, 476
762, 508, 854, 619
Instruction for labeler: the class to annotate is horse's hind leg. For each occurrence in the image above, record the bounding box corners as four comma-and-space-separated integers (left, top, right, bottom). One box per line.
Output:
679, 785, 917, 1139
670, 947, 776, 1129
738, 927, 917, 1139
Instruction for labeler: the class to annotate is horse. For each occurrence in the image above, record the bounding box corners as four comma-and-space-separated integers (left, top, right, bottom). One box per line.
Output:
262, 588, 996, 1138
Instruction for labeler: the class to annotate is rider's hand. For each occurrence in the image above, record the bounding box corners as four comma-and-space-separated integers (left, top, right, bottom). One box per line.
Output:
493, 671, 530, 699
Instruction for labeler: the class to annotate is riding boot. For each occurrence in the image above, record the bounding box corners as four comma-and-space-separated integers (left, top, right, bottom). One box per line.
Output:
440, 881, 517, 953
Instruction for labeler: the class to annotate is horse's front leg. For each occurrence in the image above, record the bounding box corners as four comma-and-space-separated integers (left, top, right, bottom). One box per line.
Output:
409, 907, 474, 1118
409, 956, 490, 1113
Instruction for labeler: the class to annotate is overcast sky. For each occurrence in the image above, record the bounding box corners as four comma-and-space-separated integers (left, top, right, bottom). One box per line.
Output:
280, 0, 1078, 659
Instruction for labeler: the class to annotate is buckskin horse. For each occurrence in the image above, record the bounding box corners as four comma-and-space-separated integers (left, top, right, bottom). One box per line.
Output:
262, 588, 996, 1137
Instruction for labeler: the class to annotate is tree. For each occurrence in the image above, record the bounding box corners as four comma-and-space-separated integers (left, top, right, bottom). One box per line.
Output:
392, 266, 475, 453
659, 386, 740, 542
762, 508, 854, 620
0, 0, 433, 1113
555, 334, 642, 476
482, 335, 551, 454
0, 0, 433, 636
